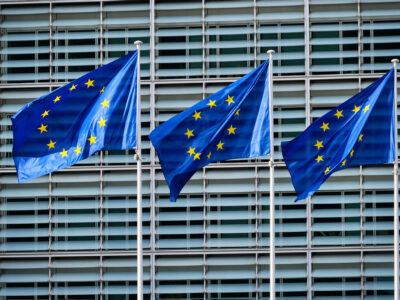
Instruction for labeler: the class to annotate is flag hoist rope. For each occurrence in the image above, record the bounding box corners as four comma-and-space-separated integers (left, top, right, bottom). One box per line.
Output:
134, 40, 143, 300
267, 49, 275, 300
393, 58, 399, 300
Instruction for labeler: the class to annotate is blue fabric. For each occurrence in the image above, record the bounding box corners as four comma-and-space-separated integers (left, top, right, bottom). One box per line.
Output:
12, 51, 138, 183
282, 69, 395, 201
150, 60, 270, 202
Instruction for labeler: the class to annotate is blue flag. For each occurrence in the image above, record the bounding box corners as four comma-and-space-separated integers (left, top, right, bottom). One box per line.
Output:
12, 51, 138, 183
149, 60, 271, 202
282, 69, 395, 201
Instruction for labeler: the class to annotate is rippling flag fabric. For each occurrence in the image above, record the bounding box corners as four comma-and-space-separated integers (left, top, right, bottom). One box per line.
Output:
149, 61, 270, 202
12, 51, 138, 183
282, 68, 395, 201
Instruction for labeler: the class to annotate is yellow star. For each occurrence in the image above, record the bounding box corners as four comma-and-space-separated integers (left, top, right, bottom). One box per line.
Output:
99, 86, 105, 94
334, 109, 343, 119
41, 110, 50, 118
60, 148, 68, 158
38, 124, 48, 133
363, 105, 370, 113
69, 84, 77, 91
358, 133, 363, 142
350, 149, 354, 157
74, 146, 82, 155
225, 95, 234, 105
341, 159, 346, 166
194, 152, 201, 160
187, 147, 196, 157
324, 166, 330, 174
320, 122, 330, 132
315, 155, 324, 163
192, 111, 201, 121
235, 109, 241, 116
227, 125, 236, 135
47, 140, 56, 149
97, 117, 107, 128
217, 141, 224, 150
184, 128, 194, 139
85, 79, 94, 88
88, 134, 97, 145
207, 152, 211, 159
101, 99, 110, 108
314, 140, 324, 150
53, 96, 61, 103
352, 105, 360, 113
207, 100, 217, 109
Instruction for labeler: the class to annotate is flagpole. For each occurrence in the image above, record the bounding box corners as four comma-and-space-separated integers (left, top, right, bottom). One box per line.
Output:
134, 40, 143, 300
392, 58, 399, 300
267, 49, 275, 300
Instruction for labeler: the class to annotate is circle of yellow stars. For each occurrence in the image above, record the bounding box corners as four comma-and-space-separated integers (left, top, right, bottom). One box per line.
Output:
186, 95, 239, 162
38, 78, 109, 158
313, 102, 370, 175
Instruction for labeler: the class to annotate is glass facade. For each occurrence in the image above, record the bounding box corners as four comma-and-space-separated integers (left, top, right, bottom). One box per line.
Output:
0, 0, 400, 299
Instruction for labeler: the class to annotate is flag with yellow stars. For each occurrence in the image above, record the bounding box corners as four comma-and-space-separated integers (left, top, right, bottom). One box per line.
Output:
12, 51, 138, 182
149, 60, 271, 202
282, 68, 396, 201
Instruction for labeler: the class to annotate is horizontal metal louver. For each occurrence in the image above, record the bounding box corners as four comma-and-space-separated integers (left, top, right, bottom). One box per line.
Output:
1, 0, 400, 299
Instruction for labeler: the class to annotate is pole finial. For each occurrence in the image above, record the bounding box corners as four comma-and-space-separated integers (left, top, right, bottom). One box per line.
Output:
392, 58, 399, 65
135, 41, 143, 49
267, 50, 275, 55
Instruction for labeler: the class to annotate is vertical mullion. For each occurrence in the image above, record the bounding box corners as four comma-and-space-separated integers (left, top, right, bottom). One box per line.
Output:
99, 255, 103, 299
255, 165, 259, 248
358, 74, 365, 299
370, 21, 374, 72
255, 165, 259, 285
48, 172, 52, 251
359, 78, 364, 238
361, 249, 365, 300
0, 4, 5, 84
304, 0, 311, 127
49, 2, 53, 82
98, 0, 104, 256
149, 2, 156, 300
99, 0, 103, 66
357, 0, 362, 74
186, 27, 189, 78
339, 21, 343, 72
202, 0, 206, 79
150, 162, 156, 300
48, 171, 52, 299
203, 253, 207, 300
253, 0, 257, 68
202, 11, 208, 298
99, 3, 105, 273
202, 77, 207, 300
35, 33, 38, 81
202, 80, 207, 250
99, 170, 103, 251
216, 25, 220, 74
48, 256, 52, 300
304, 1, 312, 300
99, 0, 104, 166
150, 0, 155, 84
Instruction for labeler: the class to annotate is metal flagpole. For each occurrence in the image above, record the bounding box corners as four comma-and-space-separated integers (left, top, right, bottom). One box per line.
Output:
267, 49, 275, 300
134, 40, 143, 300
392, 58, 399, 300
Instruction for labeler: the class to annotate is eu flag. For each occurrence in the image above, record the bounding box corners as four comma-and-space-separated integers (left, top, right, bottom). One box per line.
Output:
282, 69, 395, 201
12, 51, 138, 183
149, 60, 270, 202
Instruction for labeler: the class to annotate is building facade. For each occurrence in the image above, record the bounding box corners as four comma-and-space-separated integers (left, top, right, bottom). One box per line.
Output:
0, 0, 400, 299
